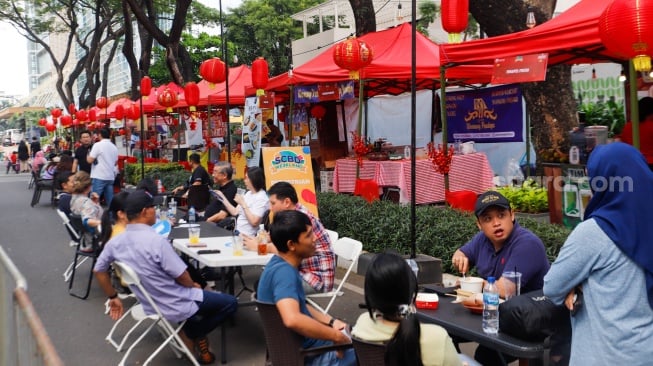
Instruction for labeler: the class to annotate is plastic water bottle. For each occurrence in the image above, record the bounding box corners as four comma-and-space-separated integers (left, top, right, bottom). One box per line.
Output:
482, 276, 500, 334
188, 206, 196, 224
169, 199, 177, 216
569, 146, 580, 164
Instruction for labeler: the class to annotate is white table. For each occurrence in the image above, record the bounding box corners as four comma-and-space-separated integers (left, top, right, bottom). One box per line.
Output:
172, 236, 273, 268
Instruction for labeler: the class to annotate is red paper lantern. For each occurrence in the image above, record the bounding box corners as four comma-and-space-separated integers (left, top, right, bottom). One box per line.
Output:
45, 122, 56, 132
599, 0, 653, 72
158, 87, 178, 113
119, 128, 126, 136
38, 118, 47, 126
199, 57, 226, 86
88, 109, 97, 122
125, 103, 141, 120
96, 96, 108, 109
141, 76, 152, 97
72, 119, 80, 127
60, 115, 72, 127
51, 108, 62, 119
251, 57, 269, 95
184, 82, 200, 112
76, 109, 88, 122
441, 0, 469, 43
311, 105, 326, 120
114, 104, 125, 120
333, 37, 373, 79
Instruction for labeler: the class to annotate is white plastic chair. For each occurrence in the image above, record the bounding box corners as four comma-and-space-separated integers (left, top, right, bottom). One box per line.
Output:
326, 229, 339, 245
56, 209, 86, 282
306, 237, 363, 314
104, 292, 142, 352
112, 261, 200, 366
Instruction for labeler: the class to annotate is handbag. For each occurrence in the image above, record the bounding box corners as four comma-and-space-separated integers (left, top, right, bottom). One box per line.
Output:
498, 289, 571, 342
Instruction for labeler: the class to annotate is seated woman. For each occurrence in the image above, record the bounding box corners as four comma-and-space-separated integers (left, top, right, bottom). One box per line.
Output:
352, 252, 475, 366
41, 158, 59, 180
217, 166, 269, 237
70, 171, 103, 251
32, 150, 47, 173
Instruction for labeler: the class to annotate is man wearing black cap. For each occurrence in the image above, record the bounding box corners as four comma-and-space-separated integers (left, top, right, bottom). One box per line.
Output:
94, 190, 237, 364
452, 190, 550, 365
452, 190, 550, 296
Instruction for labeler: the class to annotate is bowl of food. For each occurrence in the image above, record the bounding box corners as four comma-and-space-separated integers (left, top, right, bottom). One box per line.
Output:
459, 276, 484, 294
415, 293, 439, 310
462, 293, 484, 314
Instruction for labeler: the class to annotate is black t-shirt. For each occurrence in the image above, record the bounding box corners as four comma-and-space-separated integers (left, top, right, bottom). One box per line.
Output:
185, 165, 211, 189
205, 180, 238, 218
30, 141, 41, 156
74, 145, 92, 173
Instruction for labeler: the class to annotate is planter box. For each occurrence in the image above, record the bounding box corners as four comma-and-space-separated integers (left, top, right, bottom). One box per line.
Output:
357, 252, 442, 285
515, 212, 550, 224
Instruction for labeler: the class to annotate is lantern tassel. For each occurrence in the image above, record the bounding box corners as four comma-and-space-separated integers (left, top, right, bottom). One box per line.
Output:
348, 70, 360, 80
256, 88, 265, 96
634, 55, 652, 72
166, 107, 173, 113
448, 33, 462, 44
190, 106, 196, 112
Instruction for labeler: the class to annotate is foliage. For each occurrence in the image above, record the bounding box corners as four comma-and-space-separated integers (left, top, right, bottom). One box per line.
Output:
317, 192, 570, 271
416, 2, 438, 37
496, 179, 548, 214
124, 162, 186, 188
579, 96, 626, 138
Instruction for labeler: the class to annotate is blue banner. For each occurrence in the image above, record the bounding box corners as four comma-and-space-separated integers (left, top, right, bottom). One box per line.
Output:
294, 81, 355, 103
446, 85, 523, 143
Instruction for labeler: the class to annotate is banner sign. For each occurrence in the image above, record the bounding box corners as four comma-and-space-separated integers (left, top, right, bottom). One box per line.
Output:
491, 53, 548, 84
243, 97, 262, 167
262, 146, 319, 217
446, 84, 523, 143
258, 92, 275, 109
294, 81, 356, 103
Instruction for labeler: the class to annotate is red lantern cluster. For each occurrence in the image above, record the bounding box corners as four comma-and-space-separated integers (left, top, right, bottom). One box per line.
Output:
200, 58, 227, 86
333, 38, 373, 79
350, 131, 371, 167
441, 0, 469, 43
158, 87, 178, 113
184, 82, 200, 112
252, 57, 269, 95
311, 105, 326, 120
427, 142, 455, 175
599, 0, 653, 72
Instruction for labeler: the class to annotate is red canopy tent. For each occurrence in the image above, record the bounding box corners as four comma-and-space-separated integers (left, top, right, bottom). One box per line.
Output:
440, 0, 621, 66
197, 65, 252, 106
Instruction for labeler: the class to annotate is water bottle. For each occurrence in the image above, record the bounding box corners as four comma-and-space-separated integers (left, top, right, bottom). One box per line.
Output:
406, 258, 419, 281
569, 146, 580, 164
403, 145, 411, 159
169, 198, 177, 216
188, 206, 196, 224
482, 276, 500, 334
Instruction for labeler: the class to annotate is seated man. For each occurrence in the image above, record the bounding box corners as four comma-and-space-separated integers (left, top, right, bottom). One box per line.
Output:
257, 210, 356, 366
94, 190, 238, 364
245, 181, 335, 294
205, 161, 237, 228
56, 171, 75, 216
451, 190, 550, 364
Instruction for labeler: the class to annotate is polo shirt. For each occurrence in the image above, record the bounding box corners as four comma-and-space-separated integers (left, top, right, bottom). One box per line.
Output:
459, 222, 550, 293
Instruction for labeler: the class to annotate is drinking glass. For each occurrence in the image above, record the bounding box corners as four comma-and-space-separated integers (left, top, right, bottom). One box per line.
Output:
502, 271, 522, 300
188, 226, 200, 245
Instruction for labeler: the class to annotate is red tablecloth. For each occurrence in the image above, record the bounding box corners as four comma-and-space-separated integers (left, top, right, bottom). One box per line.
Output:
333, 153, 495, 204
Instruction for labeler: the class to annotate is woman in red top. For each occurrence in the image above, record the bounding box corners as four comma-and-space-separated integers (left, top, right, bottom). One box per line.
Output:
619, 96, 653, 170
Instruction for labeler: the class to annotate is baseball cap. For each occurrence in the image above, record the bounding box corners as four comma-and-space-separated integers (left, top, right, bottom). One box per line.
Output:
474, 191, 511, 217
124, 189, 155, 215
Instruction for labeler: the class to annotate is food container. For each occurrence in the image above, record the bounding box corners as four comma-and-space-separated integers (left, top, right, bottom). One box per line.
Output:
415, 293, 439, 310
460, 276, 484, 294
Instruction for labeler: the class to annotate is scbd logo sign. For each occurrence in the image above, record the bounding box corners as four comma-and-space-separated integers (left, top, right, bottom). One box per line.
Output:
270, 150, 307, 173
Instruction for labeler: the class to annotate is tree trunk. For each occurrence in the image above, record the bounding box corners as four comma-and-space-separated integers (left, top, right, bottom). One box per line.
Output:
470, 0, 575, 161
348, 0, 376, 36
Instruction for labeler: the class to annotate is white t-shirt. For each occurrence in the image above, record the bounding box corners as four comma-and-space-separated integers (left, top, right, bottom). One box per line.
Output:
89, 138, 119, 181
235, 189, 269, 237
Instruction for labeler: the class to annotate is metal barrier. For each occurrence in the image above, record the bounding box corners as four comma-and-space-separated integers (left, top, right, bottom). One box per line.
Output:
0, 246, 64, 366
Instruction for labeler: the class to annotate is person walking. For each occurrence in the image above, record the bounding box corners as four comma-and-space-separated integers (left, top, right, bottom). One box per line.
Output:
87, 128, 118, 206
17, 139, 30, 172
30, 136, 41, 158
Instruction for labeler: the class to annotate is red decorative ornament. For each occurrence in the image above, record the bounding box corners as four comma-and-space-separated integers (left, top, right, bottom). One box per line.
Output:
76, 109, 88, 122
45, 122, 56, 132
189, 121, 197, 131
114, 104, 125, 120
599, 0, 653, 72
38, 118, 47, 126
310, 105, 326, 120
60, 115, 72, 127
51, 108, 62, 119
157, 87, 178, 113
68, 103, 77, 115
140, 76, 152, 98
199, 57, 227, 86
333, 37, 373, 79
427, 142, 455, 175
119, 128, 126, 136
72, 119, 80, 127
350, 131, 372, 167
251, 57, 269, 96
441, 0, 469, 43
96, 96, 108, 109
184, 82, 200, 112
88, 109, 97, 122
125, 103, 141, 120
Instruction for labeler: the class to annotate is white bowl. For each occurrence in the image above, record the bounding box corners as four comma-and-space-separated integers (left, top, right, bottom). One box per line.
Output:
460, 276, 484, 294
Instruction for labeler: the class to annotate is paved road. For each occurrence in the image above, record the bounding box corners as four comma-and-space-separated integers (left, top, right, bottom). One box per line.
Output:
0, 173, 367, 365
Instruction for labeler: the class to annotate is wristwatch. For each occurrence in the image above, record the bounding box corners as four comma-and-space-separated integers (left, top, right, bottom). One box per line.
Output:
108, 293, 118, 300
328, 317, 335, 327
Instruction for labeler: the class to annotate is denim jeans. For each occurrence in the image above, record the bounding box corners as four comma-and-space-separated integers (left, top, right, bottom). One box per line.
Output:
305, 347, 357, 366
183, 290, 238, 339
91, 178, 114, 206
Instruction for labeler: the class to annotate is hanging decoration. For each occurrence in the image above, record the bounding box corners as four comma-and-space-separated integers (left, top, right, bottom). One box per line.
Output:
76, 109, 88, 123
38, 118, 47, 126
427, 142, 454, 175
441, 0, 469, 44
88, 109, 97, 122
350, 131, 372, 167
96, 96, 108, 109
114, 104, 125, 120
157, 87, 178, 113
251, 57, 269, 96
45, 121, 56, 132
68, 103, 77, 116
333, 37, 374, 79
199, 57, 227, 87
310, 105, 326, 120
141, 76, 152, 98
189, 121, 197, 131
184, 82, 200, 112
598, 0, 653, 72
125, 103, 141, 121
60, 115, 72, 127
119, 128, 126, 136
51, 108, 62, 119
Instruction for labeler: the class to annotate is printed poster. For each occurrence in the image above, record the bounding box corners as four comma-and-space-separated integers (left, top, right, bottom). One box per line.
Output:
243, 97, 262, 167
262, 146, 319, 218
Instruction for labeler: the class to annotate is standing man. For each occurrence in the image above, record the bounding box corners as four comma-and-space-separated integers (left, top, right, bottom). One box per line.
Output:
171, 153, 211, 196
257, 210, 356, 366
251, 181, 335, 294
72, 130, 93, 174
30, 136, 41, 158
205, 161, 238, 227
94, 190, 237, 364
87, 128, 118, 206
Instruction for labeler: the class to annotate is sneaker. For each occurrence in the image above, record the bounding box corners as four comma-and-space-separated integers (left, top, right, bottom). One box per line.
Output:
195, 337, 215, 365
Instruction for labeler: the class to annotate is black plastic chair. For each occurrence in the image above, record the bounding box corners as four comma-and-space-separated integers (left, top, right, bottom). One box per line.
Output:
351, 335, 388, 366
186, 184, 211, 213
67, 213, 102, 299
30, 169, 54, 207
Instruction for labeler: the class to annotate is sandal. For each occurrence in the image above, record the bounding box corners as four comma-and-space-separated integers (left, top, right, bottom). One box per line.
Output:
196, 337, 215, 364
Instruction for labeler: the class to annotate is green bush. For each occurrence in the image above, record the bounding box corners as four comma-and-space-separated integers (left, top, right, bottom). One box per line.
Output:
496, 179, 548, 213
124, 162, 187, 188
316, 192, 571, 272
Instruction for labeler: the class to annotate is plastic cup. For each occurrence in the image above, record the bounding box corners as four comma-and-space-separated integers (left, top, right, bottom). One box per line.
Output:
237, 188, 247, 196
257, 242, 267, 255
159, 208, 168, 222
233, 236, 243, 256
188, 226, 200, 244
502, 271, 522, 300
